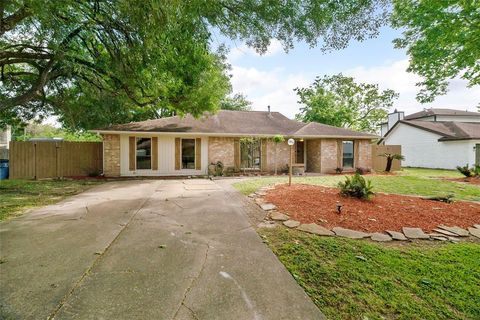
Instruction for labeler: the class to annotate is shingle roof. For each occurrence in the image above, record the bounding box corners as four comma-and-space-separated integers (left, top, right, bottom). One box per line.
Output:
399, 120, 480, 141
404, 108, 479, 120
95, 110, 377, 139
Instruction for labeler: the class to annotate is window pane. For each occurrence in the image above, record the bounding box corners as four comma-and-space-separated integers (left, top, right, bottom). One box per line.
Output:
342, 141, 354, 168
240, 138, 261, 169
182, 139, 196, 169
136, 138, 151, 169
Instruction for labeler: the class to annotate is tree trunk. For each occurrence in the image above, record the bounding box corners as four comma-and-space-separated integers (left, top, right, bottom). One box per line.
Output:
385, 157, 393, 172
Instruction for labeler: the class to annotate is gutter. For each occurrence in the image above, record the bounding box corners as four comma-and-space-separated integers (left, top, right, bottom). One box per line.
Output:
89, 130, 378, 140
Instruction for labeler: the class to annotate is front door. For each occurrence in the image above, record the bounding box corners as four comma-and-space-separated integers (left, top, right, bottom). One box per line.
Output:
296, 140, 304, 164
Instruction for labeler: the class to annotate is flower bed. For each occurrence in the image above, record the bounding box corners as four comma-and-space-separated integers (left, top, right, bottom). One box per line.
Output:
264, 184, 480, 233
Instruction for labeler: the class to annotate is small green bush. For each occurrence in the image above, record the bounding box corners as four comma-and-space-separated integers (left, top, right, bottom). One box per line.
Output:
456, 164, 479, 177
338, 173, 374, 200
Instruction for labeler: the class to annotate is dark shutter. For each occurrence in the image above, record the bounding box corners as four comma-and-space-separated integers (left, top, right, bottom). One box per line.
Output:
129, 136, 136, 171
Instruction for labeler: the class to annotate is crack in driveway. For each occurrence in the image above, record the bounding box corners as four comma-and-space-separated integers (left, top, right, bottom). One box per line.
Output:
46, 194, 154, 319
172, 242, 210, 320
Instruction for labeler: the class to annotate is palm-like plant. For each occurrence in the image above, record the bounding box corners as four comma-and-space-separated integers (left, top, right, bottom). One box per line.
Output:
379, 153, 405, 172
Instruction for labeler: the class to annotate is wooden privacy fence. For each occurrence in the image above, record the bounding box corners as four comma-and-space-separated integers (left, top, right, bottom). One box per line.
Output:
9, 141, 102, 179
371, 145, 402, 172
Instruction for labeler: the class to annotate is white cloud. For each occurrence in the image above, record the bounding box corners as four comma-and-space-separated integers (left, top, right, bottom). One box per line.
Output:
230, 65, 310, 118
344, 59, 480, 114
229, 59, 480, 121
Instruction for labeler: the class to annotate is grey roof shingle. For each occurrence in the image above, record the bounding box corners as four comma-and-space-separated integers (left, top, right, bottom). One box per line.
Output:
404, 108, 479, 120
400, 120, 480, 141
95, 110, 377, 138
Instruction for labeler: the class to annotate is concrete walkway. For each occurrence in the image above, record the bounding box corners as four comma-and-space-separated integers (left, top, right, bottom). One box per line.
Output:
0, 179, 324, 320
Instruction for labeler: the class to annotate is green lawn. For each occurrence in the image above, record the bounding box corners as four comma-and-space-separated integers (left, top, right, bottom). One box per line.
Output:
0, 179, 104, 221
233, 168, 480, 201
400, 167, 464, 178
261, 228, 480, 320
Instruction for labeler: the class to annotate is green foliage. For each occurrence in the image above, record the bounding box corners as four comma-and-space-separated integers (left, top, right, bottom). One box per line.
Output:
391, 1, 480, 102
220, 93, 252, 111
272, 135, 285, 144
338, 173, 374, 200
295, 74, 398, 133
261, 228, 480, 320
1, 0, 390, 128
456, 164, 479, 178
13, 123, 100, 142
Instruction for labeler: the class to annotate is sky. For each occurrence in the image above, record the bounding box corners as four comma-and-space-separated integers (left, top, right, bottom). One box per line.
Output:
222, 27, 480, 119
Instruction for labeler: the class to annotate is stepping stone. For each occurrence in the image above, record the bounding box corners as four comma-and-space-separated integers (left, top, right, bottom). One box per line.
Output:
432, 236, 448, 241
255, 198, 265, 205
255, 190, 267, 196
257, 221, 277, 229
270, 211, 289, 221
298, 223, 334, 236
448, 236, 460, 243
474, 224, 480, 229
402, 227, 429, 239
468, 227, 480, 239
332, 227, 370, 239
260, 203, 276, 211
371, 232, 392, 242
248, 193, 256, 198
283, 220, 301, 228
432, 228, 458, 237
386, 230, 408, 241
437, 225, 469, 237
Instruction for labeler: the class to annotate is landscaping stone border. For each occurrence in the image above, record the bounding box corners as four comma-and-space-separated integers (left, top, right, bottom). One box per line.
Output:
249, 185, 480, 243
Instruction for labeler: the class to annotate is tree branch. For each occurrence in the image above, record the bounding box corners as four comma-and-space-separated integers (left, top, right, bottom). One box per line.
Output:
1, 5, 32, 36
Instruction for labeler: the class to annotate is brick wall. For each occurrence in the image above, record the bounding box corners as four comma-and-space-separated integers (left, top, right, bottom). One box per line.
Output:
265, 140, 290, 173
208, 137, 235, 168
103, 134, 120, 177
356, 139, 372, 170
320, 139, 338, 173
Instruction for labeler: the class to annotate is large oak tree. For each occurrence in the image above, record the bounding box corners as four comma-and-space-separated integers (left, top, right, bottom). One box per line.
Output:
1, 0, 389, 128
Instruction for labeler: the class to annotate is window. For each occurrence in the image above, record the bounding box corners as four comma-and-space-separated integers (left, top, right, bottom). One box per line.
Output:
182, 139, 196, 169
136, 138, 151, 169
240, 138, 261, 169
342, 141, 354, 168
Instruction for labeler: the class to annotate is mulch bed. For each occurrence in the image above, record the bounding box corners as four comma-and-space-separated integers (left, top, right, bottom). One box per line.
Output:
444, 177, 480, 185
264, 184, 480, 233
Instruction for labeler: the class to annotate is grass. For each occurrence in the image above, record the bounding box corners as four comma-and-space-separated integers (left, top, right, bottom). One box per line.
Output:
261, 228, 480, 320
400, 167, 464, 178
233, 168, 480, 201
0, 179, 104, 221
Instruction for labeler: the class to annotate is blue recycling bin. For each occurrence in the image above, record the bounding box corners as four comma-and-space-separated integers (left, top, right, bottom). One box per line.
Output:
0, 159, 9, 180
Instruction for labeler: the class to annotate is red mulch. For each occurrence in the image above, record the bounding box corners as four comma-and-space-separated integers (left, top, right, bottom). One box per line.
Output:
444, 177, 480, 185
264, 184, 480, 233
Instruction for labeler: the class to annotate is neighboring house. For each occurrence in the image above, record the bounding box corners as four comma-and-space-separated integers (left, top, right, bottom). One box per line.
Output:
0, 126, 11, 149
92, 110, 377, 177
379, 108, 480, 169
0, 126, 12, 159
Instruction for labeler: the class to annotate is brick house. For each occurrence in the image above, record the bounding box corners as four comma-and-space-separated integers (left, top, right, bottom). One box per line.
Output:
92, 110, 377, 177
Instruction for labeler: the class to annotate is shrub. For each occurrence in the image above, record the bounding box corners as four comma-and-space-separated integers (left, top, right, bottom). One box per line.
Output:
355, 167, 370, 175
214, 161, 224, 176
338, 173, 374, 200
456, 164, 474, 177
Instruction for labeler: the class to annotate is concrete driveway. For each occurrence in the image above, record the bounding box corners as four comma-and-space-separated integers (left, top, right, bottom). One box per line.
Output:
0, 179, 324, 320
